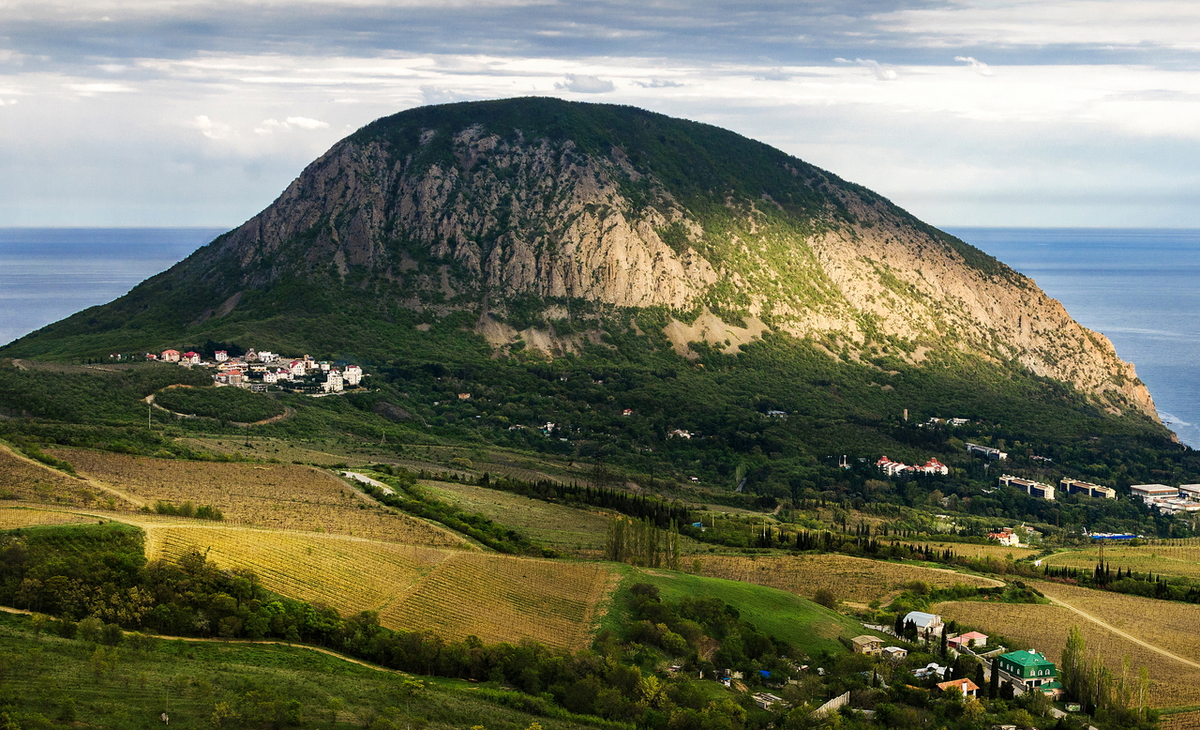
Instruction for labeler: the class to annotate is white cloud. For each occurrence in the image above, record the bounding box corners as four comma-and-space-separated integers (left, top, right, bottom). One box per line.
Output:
835, 58, 898, 81
555, 74, 614, 93
193, 114, 232, 139
285, 115, 328, 129
954, 56, 993, 77
254, 116, 329, 134
67, 82, 134, 96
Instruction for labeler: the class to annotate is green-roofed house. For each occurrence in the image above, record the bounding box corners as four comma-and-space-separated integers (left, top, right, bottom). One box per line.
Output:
994, 650, 1063, 698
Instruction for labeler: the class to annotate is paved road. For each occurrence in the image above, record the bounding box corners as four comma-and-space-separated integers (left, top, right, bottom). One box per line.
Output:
342, 471, 396, 495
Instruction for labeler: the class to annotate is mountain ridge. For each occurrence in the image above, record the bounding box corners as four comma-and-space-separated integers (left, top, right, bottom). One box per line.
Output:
1, 97, 1160, 424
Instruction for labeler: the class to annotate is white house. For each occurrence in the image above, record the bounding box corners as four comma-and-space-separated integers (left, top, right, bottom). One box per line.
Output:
214, 350, 228, 362
182, 351, 201, 365
323, 369, 344, 393
160, 349, 181, 362
344, 365, 363, 386
904, 611, 944, 638
289, 360, 307, 377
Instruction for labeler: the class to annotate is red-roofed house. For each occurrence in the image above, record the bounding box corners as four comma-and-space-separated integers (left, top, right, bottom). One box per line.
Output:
876, 456, 910, 476
182, 351, 201, 364
936, 678, 979, 697
917, 458, 949, 475
160, 349, 180, 362
948, 631, 989, 650
987, 528, 1020, 547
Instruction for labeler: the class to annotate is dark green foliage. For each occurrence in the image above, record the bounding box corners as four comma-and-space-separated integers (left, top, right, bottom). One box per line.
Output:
0, 361, 211, 425
154, 385, 284, 423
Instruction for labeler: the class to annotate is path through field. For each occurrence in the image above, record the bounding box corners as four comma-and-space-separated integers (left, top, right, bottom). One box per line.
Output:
1040, 588, 1200, 670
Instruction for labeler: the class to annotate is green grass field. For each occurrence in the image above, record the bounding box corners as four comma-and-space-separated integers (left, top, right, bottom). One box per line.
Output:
601, 565, 864, 657
0, 612, 624, 730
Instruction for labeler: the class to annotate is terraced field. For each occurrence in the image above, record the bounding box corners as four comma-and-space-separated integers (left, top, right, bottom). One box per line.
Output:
1044, 543, 1200, 581
936, 599, 1200, 709
146, 524, 452, 616
695, 553, 1002, 605
50, 449, 468, 547
381, 552, 618, 651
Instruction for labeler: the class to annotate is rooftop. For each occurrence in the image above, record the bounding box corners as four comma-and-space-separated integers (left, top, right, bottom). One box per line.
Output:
1000, 650, 1054, 667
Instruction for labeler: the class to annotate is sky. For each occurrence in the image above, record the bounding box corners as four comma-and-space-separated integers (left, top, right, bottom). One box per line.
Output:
3, 0, 1200, 229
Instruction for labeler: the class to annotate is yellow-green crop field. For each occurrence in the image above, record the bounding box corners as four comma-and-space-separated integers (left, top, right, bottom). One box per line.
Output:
1043, 543, 1200, 582
898, 540, 1039, 561
381, 551, 618, 651
0, 504, 98, 529
141, 521, 616, 650
146, 524, 453, 617
420, 479, 611, 552
50, 449, 468, 547
936, 598, 1200, 709
694, 553, 1001, 605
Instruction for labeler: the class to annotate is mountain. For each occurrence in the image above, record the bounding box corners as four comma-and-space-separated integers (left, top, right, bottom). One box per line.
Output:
2, 97, 1158, 424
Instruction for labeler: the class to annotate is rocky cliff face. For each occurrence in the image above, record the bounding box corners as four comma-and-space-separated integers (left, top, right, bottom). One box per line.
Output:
78, 98, 1166, 420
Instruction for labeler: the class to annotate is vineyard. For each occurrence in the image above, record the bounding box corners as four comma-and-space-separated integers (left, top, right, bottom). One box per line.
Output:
381, 552, 618, 650
1164, 711, 1200, 730
1044, 543, 1200, 582
0, 443, 110, 507
694, 553, 1002, 605
896, 540, 1039, 561
420, 479, 611, 552
935, 599, 1200, 709
1034, 580, 1200, 665
50, 449, 469, 547
0, 505, 96, 529
146, 524, 453, 616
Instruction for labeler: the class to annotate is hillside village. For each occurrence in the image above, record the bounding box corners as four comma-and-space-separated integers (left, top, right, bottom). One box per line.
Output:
143, 347, 363, 395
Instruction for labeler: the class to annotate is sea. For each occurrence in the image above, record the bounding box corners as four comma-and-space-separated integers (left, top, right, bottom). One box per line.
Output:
945, 228, 1200, 449
0, 226, 1197, 448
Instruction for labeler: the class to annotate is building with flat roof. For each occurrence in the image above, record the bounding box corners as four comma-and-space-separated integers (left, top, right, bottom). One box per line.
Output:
999, 475, 1055, 500
1130, 484, 1179, 503
1180, 484, 1200, 501
966, 443, 1007, 460
1060, 478, 1117, 499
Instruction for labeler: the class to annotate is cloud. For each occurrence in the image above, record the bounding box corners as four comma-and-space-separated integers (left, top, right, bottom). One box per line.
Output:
755, 68, 791, 81
254, 116, 330, 134
555, 74, 614, 93
286, 116, 328, 129
68, 82, 134, 96
835, 58, 898, 81
636, 78, 684, 88
954, 56, 993, 76
193, 115, 231, 139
